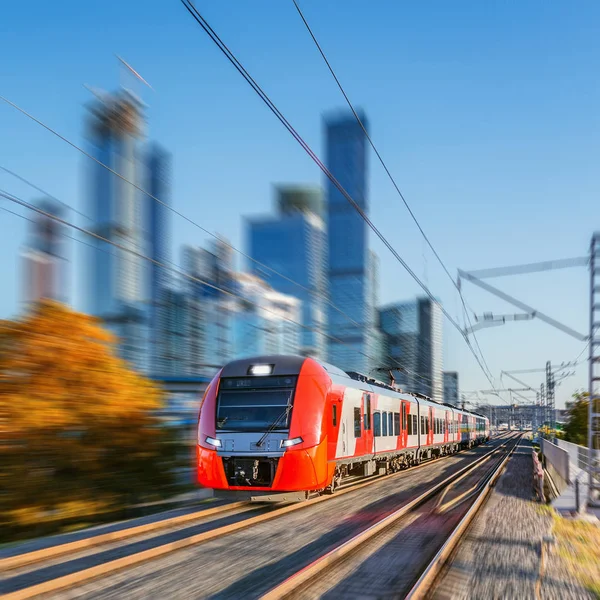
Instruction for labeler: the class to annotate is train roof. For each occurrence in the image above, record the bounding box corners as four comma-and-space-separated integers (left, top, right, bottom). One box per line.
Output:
219, 355, 488, 421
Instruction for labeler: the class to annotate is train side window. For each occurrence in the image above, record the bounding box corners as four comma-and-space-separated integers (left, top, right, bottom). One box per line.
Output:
354, 407, 361, 438
394, 412, 400, 436
388, 412, 394, 436
374, 412, 381, 437
413, 414, 418, 434
364, 394, 371, 431
382, 412, 388, 436
407, 414, 412, 435
402, 404, 407, 431
426, 417, 430, 435
332, 404, 337, 427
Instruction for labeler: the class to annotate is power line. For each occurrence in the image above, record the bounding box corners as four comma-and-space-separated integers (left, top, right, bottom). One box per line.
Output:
0, 164, 91, 223
0, 189, 411, 379
0, 98, 369, 339
179, 0, 500, 396
290, 0, 495, 387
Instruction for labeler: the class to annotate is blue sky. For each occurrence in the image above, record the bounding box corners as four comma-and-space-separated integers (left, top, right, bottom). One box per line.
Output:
1, 0, 599, 407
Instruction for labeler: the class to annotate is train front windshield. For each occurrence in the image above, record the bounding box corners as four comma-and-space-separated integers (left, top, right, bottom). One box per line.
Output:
216, 376, 297, 432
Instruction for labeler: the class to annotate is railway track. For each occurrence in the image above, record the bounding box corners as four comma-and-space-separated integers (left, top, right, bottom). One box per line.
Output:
260, 433, 521, 600
1, 434, 512, 600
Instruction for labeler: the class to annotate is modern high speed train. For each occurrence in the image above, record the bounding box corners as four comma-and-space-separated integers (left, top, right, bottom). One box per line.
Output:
196, 355, 490, 501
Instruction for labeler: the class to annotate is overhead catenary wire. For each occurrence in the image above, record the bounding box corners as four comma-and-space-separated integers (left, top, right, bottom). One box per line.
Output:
0, 161, 437, 389
290, 0, 495, 386
0, 98, 369, 339
0, 189, 413, 380
178, 0, 500, 396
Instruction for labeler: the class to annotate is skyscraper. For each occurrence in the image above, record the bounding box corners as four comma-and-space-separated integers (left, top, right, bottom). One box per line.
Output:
325, 111, 375, 373
86, 89, 147, 372
443, 371, 459, 406
21, 198, 67, 305
379, 297, 443, 402
181, 240, 235, 373
146, 144, 172, 374
247, 185, 327, 359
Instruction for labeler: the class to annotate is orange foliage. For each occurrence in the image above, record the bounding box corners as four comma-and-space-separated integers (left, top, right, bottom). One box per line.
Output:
0, 301, 181, 540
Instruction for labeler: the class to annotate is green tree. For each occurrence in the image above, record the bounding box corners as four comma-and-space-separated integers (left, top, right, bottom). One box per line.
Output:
0, 300, 184, 540
562, 390, 589, 446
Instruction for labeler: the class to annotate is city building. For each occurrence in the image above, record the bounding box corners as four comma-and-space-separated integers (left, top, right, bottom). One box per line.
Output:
146, 144, 172, 374
246, 185, 327, 359
379, 297, 443, 402
231, 273, 301, 358
85, 88, 148, 372
325, 111, 379, 373
181, 240, 235, 373
443, 371, 459, 406
21, 198, 67, 305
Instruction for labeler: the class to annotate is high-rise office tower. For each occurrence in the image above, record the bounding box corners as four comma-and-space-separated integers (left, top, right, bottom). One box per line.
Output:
86, 89, 147, 372
379, 297, 443, 402
443, 371, 459, 406
181, 240, 235, 374
325, 111, 376, 373
247, 185, 327, 359
22, 198, 67, 306
146, 144, 172, 374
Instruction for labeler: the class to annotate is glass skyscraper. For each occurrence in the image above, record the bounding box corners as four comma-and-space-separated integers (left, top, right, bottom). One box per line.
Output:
146, 144, 172, 374
247, 185, 327, 359
325, 111, 377, 373
86, 89, 147, 372
379, 297, 443, 402
443, 371, 459, 406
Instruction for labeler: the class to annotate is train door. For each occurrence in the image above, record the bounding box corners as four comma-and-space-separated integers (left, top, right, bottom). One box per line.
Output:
401, 401, 408, 448
363, 392, 373, 454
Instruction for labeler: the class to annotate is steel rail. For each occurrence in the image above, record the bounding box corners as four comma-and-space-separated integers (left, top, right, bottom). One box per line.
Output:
259, 434, 519, 600
3, 437, 503, 600
405, 436, 522, 599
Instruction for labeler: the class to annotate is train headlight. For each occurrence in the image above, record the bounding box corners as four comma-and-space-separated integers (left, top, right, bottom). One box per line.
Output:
248, 364, 273, 376
281, 437, 303, 448
205, 436, 222, 448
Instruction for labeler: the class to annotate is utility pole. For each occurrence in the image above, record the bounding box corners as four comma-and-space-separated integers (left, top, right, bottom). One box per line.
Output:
546, 360, 555, 435
540, 382, 546, 434
588, 232, 600, 506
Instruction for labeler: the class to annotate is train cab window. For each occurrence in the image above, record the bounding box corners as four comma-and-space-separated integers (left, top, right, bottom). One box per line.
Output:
402, 404, 407, 431
332, 404, 337, 427
388, 412, 394, 436
394, 412, 400, 436
354, 407, 361, 438
374, 412, 381, 437
382, 412, 388, 436
364, 394, 372, 430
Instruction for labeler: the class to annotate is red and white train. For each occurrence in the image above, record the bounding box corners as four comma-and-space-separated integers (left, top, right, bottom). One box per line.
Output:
197, 355, 490, 500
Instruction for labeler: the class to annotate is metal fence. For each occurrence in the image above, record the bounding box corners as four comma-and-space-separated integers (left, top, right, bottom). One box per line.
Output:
555, 439, 595, 474
541, 438, 570, 491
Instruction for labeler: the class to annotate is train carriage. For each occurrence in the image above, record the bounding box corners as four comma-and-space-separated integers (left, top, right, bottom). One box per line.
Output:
197, 355, 489, 501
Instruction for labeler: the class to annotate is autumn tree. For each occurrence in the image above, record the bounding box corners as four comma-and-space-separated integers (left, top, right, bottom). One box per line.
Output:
562, 390, 589, 446
0, 300, 183, 539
